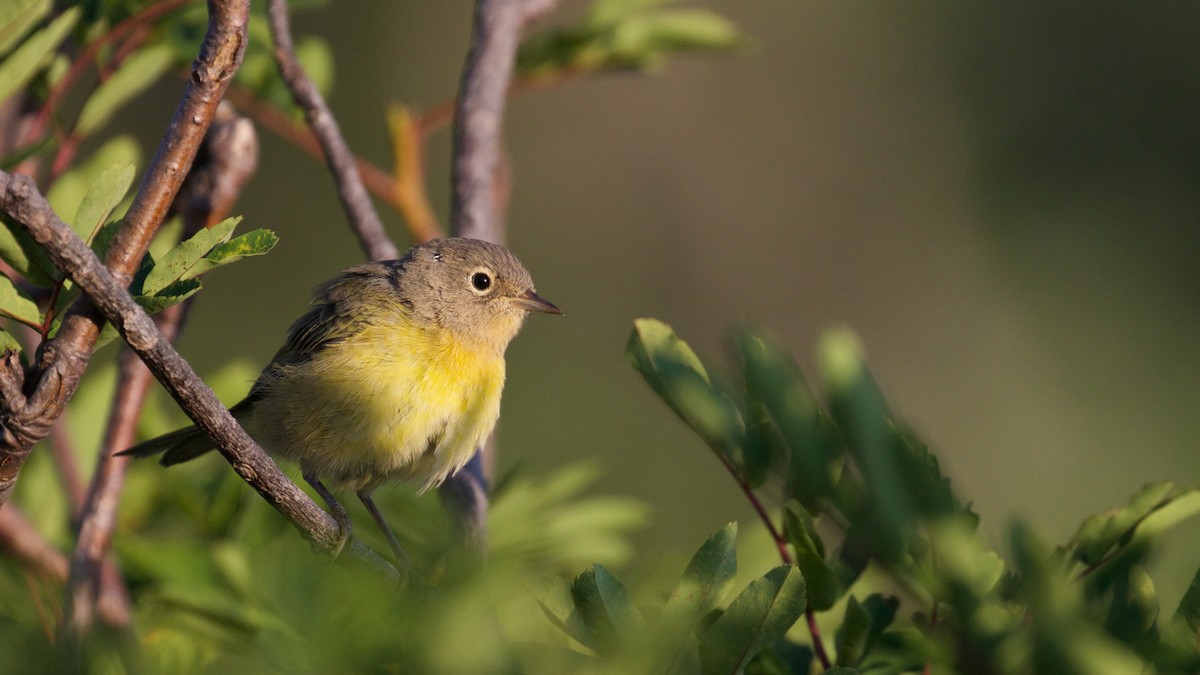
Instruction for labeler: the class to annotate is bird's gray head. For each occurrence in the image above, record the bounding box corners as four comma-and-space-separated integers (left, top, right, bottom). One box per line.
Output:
393, 237, 560, 351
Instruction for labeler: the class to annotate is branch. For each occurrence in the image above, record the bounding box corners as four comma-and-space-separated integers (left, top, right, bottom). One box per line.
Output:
0, 171, 396, 580
0, 0, 251, 510
440, 0, 560, 544
66, 103, 260, 633
266, 0, 399, 261
0, 504, 68, 582
450, 0, 557, 242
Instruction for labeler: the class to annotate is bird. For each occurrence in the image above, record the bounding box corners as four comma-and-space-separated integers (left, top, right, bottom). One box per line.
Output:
122, 237, 561, 564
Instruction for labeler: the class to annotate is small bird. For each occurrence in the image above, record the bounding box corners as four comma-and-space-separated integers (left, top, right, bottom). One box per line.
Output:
122, 237, 561, 563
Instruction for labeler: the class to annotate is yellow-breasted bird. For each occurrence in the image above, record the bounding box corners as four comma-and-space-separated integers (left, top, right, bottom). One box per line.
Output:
122, 237, 561, 562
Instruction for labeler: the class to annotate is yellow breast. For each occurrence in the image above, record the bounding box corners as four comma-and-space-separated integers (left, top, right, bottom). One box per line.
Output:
252, 317, 506, 491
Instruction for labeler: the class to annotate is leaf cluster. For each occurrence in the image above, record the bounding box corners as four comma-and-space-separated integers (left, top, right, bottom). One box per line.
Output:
604, 318, 1200, 674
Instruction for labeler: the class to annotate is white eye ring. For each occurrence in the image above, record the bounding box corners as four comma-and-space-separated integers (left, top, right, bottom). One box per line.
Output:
469, 267, 494, 295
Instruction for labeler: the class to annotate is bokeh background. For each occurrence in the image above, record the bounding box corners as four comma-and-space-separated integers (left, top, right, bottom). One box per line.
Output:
134, 2, 1200, 603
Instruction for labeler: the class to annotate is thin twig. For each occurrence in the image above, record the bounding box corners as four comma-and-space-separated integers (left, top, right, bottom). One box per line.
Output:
0, 170, 397, 580
266, 0, 398, 261
224, 86, 441, 242
714, 451, 833, 670
0, 0, 250, 510
439, 0, 560, 548
0, 504, 69, 581
450, 0, 556, 242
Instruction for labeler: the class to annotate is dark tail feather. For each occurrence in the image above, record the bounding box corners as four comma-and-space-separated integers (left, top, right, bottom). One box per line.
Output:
118, 399, 255, 465
118, 424, 216, 465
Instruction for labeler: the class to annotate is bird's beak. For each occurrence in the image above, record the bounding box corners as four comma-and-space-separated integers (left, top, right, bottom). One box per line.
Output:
510, 289, 562, 315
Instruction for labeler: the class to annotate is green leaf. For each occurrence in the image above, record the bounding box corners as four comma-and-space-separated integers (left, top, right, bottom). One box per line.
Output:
532, 575, 596, 650
660, 524, 738, 672
782, 502, 842, 611
820, 327, 912, 562
627, 318, 743, 455
835, 595, 871, 667
740, 390, 785, 489
76, 43, 175, 136
519, 6, 746, 79
570, 564, 645, 654
738, 329, 838, 509
585, 0, 673, 26
0, 213, 56, 286
1165, 566, 1200, 654
0, 270, 40, 326
1083, 489, 1200, 598
181, 228, 278, 280
1103, 566, 1157, 644
0, 7, 79, 105
926, 517, 1005, 599
1071, 482, 1173, 565
0, 326, 22, 354
140, 216, 239, 295
71, 163, 135, 244
0, 0, 51, 56
698, 566, 807, 675
134, 278, 202, 314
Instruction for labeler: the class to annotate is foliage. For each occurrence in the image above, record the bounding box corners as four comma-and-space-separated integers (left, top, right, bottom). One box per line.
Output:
552, 317, 1200, 674
1, 2, 1197, 674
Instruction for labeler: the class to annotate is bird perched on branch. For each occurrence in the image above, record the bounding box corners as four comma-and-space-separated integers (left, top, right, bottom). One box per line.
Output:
123, 237, 561, 564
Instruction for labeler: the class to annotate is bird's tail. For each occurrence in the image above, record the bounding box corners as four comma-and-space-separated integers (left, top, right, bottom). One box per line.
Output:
118, 400, 252, 465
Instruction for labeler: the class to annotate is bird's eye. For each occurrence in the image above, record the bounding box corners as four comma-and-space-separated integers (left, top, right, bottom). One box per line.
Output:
470, 270, 493, 294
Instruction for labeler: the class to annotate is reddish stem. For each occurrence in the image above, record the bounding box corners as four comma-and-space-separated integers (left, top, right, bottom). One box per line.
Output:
713, 452, 833, 670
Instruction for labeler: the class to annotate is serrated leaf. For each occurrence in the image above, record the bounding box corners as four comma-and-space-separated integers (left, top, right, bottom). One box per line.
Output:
820, 327, 912, 562
627, 318, 744, 455
1166, 566, 1200, 653
570, 564, 645, 654
1130, 489, 1200, 542
76, 43, 175, 136
181, 228, 278, 280
835, 596, 871, 667
661, 524, 738, 672
0, 0, 51, 56
134, 278, 201, 314
72, 163, 135, 243
532, 575, 596, 649
739, 329, 838, 509
140, 216, 239, 295
1104, 566, 1157, 644
1071, 482, 1173, 565
699, 566, 807, 675
1083, 490, 1200, 599
740, 387, 785, 489
0, 214, 57, 286
0, 271, 40, 326
0, 327, 21, 354
0, 7, 79, 105
782, 502, 842, 611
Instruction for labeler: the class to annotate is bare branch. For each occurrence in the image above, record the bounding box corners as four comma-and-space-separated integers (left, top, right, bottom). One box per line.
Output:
450, 0, 557, 242
0, 171, 396, 580
266, 0, 399, 261
441, 0, 560, 544
0, 505, 69, 582
0, 0, 252, 510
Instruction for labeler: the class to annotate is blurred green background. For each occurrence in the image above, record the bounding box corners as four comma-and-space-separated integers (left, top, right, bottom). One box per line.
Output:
128, 2, 1200, 603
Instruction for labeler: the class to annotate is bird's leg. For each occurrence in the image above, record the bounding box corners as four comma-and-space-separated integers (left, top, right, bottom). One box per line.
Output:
357, 489, 411, 569
302, 471, 352, 557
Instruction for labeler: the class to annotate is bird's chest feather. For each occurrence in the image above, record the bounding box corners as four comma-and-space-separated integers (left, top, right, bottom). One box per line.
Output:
263, 321, 506, 486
